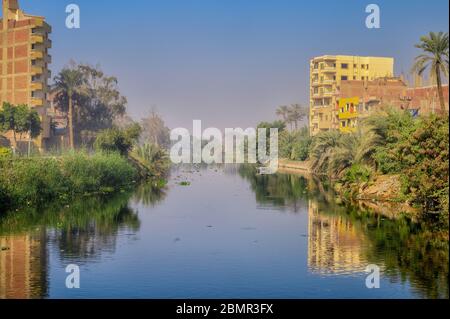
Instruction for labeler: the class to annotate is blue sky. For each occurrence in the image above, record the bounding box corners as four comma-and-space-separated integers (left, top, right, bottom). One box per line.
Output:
15, 0, 450, 129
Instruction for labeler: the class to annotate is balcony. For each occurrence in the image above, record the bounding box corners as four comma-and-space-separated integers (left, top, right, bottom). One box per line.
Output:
31, 66, 43, 75
338, 110, 359, 120
322, 66, 336, 73
322, 91, 334, 97
31, 35, 44, 44
31, 82, 43, 90
31, 98, 44, 107
31, 51, 44, 59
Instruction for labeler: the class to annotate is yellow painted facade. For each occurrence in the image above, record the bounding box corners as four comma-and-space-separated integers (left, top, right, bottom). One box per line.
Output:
309, 55, 394, 136
338, 97, 359, 133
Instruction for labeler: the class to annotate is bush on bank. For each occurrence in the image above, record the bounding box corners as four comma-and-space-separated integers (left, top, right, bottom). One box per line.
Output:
277, 108, 449, 223
0, 151, 137, 210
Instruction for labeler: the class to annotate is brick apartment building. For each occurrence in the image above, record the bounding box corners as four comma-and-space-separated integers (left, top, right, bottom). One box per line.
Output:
336, 77, 449, 132
0, 0, 52, 150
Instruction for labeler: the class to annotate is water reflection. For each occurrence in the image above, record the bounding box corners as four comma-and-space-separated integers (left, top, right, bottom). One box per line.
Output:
239, 165, 449, 299
0, 167, 448, 299
0, 230, 47, 299
0, 182, 165, 298
308, 201, 368, 275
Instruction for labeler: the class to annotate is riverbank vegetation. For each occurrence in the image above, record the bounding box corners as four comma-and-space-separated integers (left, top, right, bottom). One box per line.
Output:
0, 62, 172, 213
0, 119, 171, 212
0, 151, 137, 210
275, 108, 449, 225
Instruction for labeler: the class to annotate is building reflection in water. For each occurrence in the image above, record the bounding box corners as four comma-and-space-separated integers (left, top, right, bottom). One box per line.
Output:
0, 229, 48, 299
307, 199, 368, 275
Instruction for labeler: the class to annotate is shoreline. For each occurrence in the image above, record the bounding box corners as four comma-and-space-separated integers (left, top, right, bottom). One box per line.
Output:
277, 158, 419, 218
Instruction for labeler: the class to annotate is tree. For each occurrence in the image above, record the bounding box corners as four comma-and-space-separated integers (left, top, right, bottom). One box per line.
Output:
54, 68, 85, 149
0, 103, 41, 156
276, 104, 308, 130
94, 124, 141, 156
0, 103, 18, 147
412, 32, 449, 112
287, 104, 308, 130
23, 108, 42, 157
140, 111, 170, 148
53, 63, 127, 148
276, 105, 290, 123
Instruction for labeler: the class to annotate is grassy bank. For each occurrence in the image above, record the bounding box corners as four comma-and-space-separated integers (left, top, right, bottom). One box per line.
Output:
0, 151, 138, 210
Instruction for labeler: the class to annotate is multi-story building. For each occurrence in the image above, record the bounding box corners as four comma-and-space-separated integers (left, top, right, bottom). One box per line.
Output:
336, 78, 449, 133
0, 0, 52, 150
309, 55, 394, 136
337, 77, 408, 133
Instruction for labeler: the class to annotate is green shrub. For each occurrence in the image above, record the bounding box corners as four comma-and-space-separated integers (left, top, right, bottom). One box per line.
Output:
279, 127, 312, 161
94, 124, 141, 156
0, 151, 137, 210
60, 152, 137, 194
400, 115, 449, 217
0, 147, 12, 159
132, 143, 169, 176
342, 164, 372, 184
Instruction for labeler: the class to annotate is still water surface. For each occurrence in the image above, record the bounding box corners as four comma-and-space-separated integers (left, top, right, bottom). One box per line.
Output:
0, 165, 448, 298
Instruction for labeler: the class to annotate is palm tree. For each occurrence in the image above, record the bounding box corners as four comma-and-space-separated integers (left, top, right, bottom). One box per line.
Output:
412, 32, 449, 112
287, 104, 308, 130
309, 130, 342, 175
54, 68, 84, 149
276, 104, 308, 130
276, 105, 290, 124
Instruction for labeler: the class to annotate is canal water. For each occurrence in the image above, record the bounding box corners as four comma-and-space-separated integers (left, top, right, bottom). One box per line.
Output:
0, 165, 448, 299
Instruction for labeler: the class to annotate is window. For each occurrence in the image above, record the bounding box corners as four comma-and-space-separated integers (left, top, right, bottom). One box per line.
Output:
341, 63, 348, 69
361, 64, 365, 69
333, 75, 336, 80
366, 64, 369, 70
341, 76, 348, 81
31, 44, 36, 50
353, 76, 357, 80
341, 121, 346, 127
353, 64, 357, 68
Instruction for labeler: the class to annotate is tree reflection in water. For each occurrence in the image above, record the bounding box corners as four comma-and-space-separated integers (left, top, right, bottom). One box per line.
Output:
0, 181, 166, 298
239, 164, 449, 299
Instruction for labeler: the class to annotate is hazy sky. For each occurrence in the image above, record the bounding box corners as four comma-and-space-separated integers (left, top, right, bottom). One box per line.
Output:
16, 0, 450, 129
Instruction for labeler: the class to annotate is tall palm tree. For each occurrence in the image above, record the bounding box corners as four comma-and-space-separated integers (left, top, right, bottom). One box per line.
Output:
287, 104, 308, 130
54, 68, 84, 149
412, 32, 449, 112
276, 105, 290, 124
